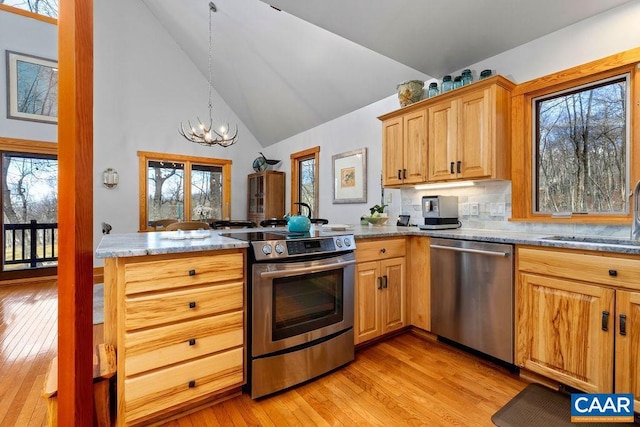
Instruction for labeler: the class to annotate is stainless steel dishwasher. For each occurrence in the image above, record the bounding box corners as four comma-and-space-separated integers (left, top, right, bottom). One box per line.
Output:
430, 238, 514, 363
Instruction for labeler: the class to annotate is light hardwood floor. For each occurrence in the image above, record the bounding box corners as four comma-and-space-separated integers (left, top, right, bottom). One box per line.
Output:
0, 281, 528, 427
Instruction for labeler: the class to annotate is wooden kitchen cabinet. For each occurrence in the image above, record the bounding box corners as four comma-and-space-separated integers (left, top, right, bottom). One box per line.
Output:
381, 109, 427, 186
354, 238, 407, 344
247, 170, 285, 224
428, 76, 514, 182
516, 246, 640, 407
103, 249, 246, 426
378, 75, 514, 187
408, 236, 430, 331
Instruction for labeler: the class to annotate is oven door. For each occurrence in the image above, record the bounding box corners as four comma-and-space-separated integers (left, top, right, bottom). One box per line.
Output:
251, 252, 355, 357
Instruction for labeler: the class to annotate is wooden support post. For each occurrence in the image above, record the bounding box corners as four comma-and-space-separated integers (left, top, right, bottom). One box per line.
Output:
57, 0, 94, 424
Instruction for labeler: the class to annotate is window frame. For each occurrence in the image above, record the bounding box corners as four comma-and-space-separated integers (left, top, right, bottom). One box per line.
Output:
138, 151, 231, 231
0, 3, 58, 24
0, 137, 57, 282
511, 48, 640, 224
290, 146, 320, 218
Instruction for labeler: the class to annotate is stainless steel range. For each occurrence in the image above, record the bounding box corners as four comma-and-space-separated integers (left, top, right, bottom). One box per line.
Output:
221, 230, 356, 399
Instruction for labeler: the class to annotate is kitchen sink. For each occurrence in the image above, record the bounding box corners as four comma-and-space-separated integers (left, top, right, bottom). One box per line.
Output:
538, 235, 640, 246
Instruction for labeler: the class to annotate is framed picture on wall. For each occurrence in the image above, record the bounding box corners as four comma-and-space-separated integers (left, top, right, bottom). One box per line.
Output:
332, 148, 367, 204
6, 51, 58, 124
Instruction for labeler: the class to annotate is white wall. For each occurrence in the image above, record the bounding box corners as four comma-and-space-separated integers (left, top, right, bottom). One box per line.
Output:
261, 0, 640, 229
93, 0, 264, 260
0, 10, 57, 142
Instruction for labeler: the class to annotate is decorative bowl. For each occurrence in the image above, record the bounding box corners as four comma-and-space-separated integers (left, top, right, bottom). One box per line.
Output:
363, 216, 389, 226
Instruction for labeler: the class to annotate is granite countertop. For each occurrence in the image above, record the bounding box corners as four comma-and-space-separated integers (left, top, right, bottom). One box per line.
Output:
96, 225, 640, 258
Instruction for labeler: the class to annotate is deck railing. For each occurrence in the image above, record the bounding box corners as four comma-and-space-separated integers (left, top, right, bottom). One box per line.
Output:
4, 220, 58, 268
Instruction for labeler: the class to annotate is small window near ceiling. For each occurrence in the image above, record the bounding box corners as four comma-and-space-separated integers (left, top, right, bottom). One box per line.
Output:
2, 1, 58, 19
534, 74, 629, 215
290, 146, 319, 218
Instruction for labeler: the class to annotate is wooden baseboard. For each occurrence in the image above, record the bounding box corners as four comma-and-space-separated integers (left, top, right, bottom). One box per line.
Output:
519, 369, 561, 390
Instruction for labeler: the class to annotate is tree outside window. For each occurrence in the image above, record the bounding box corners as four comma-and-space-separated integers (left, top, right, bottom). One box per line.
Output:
2, 0, 59, 18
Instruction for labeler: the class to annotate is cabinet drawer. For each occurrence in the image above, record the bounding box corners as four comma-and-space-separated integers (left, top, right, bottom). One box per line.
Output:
125, 282, 244, 331
124, 311, 244, 376
518, 247, 640, 291
356, 238, 406, 263
123, 347, 244, 425
124, 252, 244, 295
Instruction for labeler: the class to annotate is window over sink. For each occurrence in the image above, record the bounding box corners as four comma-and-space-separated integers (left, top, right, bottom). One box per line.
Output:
137, 151, 231, 231
511, 47, 640, 224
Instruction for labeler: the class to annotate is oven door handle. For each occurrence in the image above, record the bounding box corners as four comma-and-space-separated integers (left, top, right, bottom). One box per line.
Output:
259, 259, 356, 279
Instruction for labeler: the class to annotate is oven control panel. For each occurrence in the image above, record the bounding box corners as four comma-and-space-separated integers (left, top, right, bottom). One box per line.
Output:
252, 235, 355, 260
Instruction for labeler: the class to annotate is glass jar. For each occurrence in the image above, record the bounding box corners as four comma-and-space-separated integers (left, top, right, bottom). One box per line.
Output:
427, 82, 439, 98
461, 69, 473, 85
480, 69, 493, 79
453, 76, 463, 89
441, 75, 453, 93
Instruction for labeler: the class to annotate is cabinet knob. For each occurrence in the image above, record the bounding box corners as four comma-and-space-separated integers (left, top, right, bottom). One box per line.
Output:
189, 301, 196, 309
188, 380, 196, 388
608, 269, 617, 277
380, 248, 386, 254
189, 269, 196, 276
188, 338, 196, 346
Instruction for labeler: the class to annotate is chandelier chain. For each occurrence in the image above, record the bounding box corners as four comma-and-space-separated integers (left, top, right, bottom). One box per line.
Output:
179, 1, 238, 147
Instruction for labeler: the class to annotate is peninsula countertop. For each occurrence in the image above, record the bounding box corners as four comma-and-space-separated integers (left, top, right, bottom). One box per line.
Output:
95, 225, 640, 258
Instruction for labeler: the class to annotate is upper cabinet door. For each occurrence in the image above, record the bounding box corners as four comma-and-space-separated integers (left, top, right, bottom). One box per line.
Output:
403, 109, 427, 184
458, 88, 492, 179
428, 99, 457, 182
382, 117, 404, 186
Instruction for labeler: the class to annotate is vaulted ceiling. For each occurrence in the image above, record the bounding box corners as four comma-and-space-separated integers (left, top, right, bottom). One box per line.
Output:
141, 0, 631, 146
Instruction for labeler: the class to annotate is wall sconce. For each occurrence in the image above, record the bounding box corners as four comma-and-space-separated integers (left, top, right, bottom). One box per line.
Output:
103, 168, 119, 189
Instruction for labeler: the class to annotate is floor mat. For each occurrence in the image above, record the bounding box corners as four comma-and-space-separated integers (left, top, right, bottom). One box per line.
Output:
492, 383, 637, 426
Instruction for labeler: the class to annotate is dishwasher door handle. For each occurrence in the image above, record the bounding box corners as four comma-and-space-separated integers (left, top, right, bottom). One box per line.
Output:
430, 244, 510, 257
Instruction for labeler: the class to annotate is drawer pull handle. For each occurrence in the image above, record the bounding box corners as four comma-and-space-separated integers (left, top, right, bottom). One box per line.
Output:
620, 314, 627, 336
403, 169, 407, 179
456, 161, 461, 174
188, 380, 196, 388
382, 275, 388, 289
189, 301, 197, 309
377, 276, 383, 290
380, 248, 386, 254
188, 338, 196, 346
608, 269, 618, 277
450, 162, 455, 174
397, 170, 401, 180
189, 269, 196, 276
601, 311, 610, 331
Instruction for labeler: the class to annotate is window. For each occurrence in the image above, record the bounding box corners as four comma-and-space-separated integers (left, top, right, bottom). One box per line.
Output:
0, 137, 57, 281
0, 1, 58, 22
511, 49, 640, 224
290, 146, 319, 217
138, 151, 231, 230
534, 75, 628, 214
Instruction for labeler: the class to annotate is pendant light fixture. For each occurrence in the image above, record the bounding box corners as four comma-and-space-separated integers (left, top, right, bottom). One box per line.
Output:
179, 2, 238, 147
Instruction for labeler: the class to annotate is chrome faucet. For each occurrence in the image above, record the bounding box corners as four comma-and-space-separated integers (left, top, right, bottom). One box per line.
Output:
632, 180, 640, 240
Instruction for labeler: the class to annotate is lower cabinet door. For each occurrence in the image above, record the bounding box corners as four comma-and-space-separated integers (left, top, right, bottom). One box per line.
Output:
380, 257, 406, 333
516, 273, 614, 393
614, 290, 640, 410
355, 261, 381, 344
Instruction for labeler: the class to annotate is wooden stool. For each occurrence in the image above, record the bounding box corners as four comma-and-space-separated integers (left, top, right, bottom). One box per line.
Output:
42, 344, 117, 427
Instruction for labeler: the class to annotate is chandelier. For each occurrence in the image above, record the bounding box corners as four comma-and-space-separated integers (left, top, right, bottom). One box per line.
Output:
179, 2, 238, 147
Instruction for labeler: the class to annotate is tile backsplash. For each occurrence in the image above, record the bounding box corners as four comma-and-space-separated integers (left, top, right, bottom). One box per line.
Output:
400, 180, 630, 238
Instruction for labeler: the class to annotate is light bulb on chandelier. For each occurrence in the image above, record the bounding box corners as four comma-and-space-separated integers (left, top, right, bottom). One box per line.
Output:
179, 2, 238, 147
